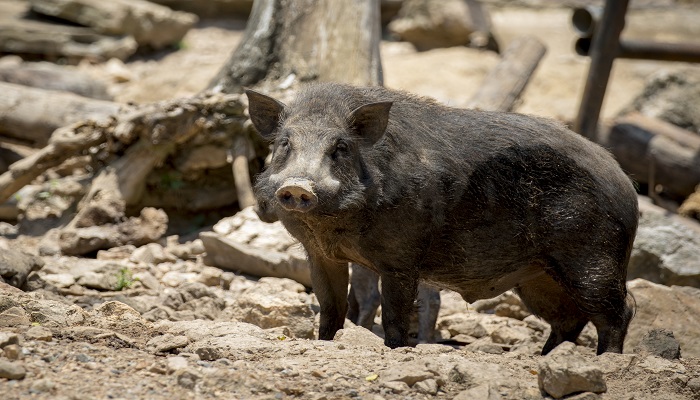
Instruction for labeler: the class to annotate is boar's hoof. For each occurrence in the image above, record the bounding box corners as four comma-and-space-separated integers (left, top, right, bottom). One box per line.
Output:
275, 179, 318, 212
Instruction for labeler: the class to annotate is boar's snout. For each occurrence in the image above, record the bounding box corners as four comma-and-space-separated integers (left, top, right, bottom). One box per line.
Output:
275, 178, 318, 213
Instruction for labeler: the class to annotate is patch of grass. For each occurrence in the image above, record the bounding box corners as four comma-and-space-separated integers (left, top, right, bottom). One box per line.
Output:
115, 268, 138, 291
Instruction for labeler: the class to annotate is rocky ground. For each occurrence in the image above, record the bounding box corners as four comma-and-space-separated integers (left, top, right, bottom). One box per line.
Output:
2, 2, 700, 400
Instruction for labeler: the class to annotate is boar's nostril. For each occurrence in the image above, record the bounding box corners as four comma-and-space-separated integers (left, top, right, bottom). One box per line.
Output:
275, 179, 318, 212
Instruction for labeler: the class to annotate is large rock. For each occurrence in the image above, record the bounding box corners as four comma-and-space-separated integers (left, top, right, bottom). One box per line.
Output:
635, 328, 681, 360
628, 199, 700, 287
156, 320, 274, 361
201, 207, 311, 287
0, 288, 88, 328
387, 0, 496, 51
232, 277, 315, 339
41, 257, 134, 291
538, 343, 607, 399
59, 207, 168, 256
0, 248, 44, 289
622, 68, 700, 134
626, 279, 700, 358
29, 0, 198, 49
449, 359, 540, 399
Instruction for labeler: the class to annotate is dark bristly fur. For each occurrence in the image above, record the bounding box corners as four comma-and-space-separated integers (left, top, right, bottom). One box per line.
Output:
247, 83, 639, 355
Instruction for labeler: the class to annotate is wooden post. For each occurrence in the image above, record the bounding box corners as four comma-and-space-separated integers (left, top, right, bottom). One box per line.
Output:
466, 36, 546, 112
573, 0, 630, 139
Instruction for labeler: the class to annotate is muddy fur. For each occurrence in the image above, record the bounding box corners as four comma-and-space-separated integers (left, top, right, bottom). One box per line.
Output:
248, 83, 639, 354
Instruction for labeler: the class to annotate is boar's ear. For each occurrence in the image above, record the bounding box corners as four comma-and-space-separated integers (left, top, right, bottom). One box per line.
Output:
348, 101, 393, 144
245, 89, 286, 140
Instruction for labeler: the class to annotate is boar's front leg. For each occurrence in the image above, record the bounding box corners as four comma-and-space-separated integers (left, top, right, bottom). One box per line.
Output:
309, 255, 349, 341
381, 270, 419, 348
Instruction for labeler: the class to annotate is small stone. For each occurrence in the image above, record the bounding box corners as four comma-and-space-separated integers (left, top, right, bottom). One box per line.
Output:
146, 334, 190, 353
176, 368, 202, 389
4, 344, 22, 360
467, 341, 504, 354
0, 359, 26, 379
450, 334, 477, 344
0, 306, 31, 327
687, 377, 700, 393
149, 362, 168, 375
454, 384, 493, 400
161, 271, 198, 287
523, 315, 549, 332
491, 325, 531, 345
96, 245, 137, 260
638, 355, 686, 374
380, 360, 438, 387
131, 243, 176, 264
30, 378, 56, 393
220, 272, 235, 289
333, 326, 385, 349
195, 345, 223, 361
635, 328, 681, 360
104, 58, 134, 83
25, 326, 53, 341
439, 315, 488, 338
77, 271, 119, 291
566, 392, 602, 400
0, 332, 20, 348
196, 266, 223, 287
42, 273, 76, 288
75, 353, 93, 363
414, 378, 439, 395
167, 356, 189, 373
381, 381, 410, 393
132, 271, 160, 290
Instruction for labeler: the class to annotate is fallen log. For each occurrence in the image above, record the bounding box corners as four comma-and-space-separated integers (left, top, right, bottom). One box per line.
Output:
67, 92, 247, 230
29, 0, 198, 49
601, 112, 700, 197
466, 36, 546, 112
0, 121, 107, 205
0, 19, 137, 62
0, 82, 119, 147
0, 61, 111, 100
60, 207, 168, 256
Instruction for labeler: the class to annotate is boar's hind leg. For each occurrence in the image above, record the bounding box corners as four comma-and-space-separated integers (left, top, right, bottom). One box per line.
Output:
381, 271, 419, 349
347, 264, 381, 329
310, 257, 350, 341
551, 256, 632, 355
527, 256, 632, 355
416, 285, 440, 343
514, 272, 589, 355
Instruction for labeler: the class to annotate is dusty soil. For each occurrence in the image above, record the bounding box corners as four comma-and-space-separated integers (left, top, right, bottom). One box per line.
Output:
2, 3, 700, 400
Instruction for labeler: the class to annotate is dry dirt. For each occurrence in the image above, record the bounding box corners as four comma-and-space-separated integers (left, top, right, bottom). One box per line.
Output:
2, 3, 700, 400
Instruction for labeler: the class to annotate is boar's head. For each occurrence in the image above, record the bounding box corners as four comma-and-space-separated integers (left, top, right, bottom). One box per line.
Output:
246, 87, 392, 223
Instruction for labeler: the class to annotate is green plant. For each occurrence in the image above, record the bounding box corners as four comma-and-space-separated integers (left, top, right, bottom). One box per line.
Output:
160, 172, 185, 190
115, 268, 138, 291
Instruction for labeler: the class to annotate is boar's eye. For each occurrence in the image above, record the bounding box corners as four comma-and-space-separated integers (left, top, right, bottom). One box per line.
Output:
278, 137, 289, 147
332, 140, 349, 160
